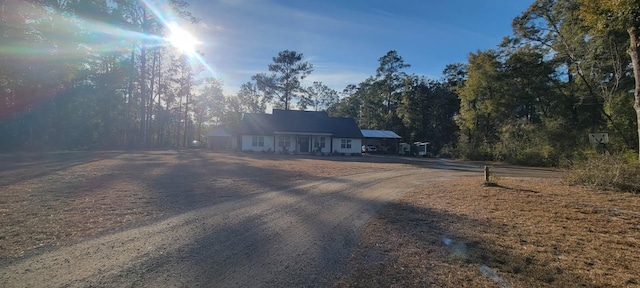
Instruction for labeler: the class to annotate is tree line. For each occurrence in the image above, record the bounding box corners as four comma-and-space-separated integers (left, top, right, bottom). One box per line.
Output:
1, 0, 639, 166
0, 1, 339, 151
451, 0, 640, 164
0, 0, 205, 150
330, 0, 640, 165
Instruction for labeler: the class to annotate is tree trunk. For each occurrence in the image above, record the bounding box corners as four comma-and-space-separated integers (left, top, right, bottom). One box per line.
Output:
184, 91, 190, 148
156, 54, 163, 147
284, 89, 289, 110
140, 54, 147, 147
125, 49, 135, 147
183, 67, 191, 148
629, 27, 640, 161
139, 10, 149, 148
177, 98, 182, 149
147, 51, 157, 147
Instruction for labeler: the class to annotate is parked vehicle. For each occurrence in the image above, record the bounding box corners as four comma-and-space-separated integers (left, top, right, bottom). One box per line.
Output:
362, 144, 377, 152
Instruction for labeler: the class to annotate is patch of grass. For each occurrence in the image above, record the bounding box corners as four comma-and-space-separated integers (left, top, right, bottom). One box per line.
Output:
566, 153, 640, 193
484, 175, 501, 187
336, 177, 640, 287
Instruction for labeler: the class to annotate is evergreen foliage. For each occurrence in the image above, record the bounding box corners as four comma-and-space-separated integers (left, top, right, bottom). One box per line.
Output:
1, 0, 639, 168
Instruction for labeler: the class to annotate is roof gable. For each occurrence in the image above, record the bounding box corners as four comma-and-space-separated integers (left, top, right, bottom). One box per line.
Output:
331, 117, 364, 138
241, 113, 275, 135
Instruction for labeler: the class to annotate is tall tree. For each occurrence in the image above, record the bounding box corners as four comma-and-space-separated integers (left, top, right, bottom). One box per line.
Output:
0, 0, 208, 151
300, 81, 339, 111
376, 50, 410, 115
397, 76, 459, 152
259, 50, 313, 110
511, 0, 634, 143
443, 63, 468, 91
237, 80, 268, 113
327, 84, 362, 120
193, 78, 225, 141
578, 0, 640, 159
355, 77, 387, 129
456, 50, 511, 159
372, 50, 411, 133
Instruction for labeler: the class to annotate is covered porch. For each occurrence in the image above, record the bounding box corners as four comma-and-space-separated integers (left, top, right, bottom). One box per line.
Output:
273, 132, 333, 154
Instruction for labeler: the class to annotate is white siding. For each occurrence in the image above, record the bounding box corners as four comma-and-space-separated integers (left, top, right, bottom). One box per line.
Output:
240, 135, 361, 154
331, 138, 362, 154
241, 135, 275, 152
311, 135, 330, 154
275, 135, 293, 153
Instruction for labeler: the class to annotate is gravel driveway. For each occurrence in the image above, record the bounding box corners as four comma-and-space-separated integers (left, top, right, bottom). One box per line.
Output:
0, 165, 473, 288
0, 152, 561, 288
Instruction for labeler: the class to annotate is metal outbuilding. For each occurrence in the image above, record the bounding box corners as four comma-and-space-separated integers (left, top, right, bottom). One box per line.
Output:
204, 126, 235, 150
360, 130, 402, 139
360, 129, 402, 153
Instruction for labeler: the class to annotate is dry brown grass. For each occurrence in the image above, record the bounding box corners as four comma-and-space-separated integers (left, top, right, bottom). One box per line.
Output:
0, 151, 409, 261
335, 177, 640, 287
4, 151, 638, 287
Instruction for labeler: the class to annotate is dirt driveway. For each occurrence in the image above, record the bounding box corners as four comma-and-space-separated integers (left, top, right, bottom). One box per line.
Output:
0, 151, 553, 287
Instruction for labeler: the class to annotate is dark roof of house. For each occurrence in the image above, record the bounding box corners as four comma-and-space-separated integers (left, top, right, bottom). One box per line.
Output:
241, 109, 363, 138
331, 117, 363, 138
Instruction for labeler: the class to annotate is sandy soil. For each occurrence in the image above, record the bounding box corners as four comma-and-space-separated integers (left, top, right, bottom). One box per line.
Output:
0, 151, 441, 287
0, 150, 607, 287
0, 151, 409, 261
335, 177, 640, 287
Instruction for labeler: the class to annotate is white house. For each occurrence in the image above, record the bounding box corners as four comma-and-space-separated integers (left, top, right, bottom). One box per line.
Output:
239, 109, 363, 155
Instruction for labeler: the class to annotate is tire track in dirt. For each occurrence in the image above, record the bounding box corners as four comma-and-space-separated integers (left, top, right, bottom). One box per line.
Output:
1, 168, 468, 288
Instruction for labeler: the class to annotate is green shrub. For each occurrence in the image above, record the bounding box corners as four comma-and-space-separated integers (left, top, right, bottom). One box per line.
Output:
438, 144, 456, 158
622, 149, 640, 162
493, 121, 563, 167
566, 153, 640, 193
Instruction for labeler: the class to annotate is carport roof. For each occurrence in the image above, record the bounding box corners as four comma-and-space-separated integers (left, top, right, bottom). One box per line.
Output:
361, 129, 401, 139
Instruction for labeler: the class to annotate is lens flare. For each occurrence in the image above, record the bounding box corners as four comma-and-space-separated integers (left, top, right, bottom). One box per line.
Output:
166, 23, 201, 55
0, 0, 220, 119
140, 0, 216, 77
1, 0, 216, 78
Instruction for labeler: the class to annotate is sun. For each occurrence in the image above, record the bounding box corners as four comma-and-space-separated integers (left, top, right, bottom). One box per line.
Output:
166, 24, 200, 55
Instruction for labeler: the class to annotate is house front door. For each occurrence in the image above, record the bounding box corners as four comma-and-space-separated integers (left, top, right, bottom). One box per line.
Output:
298, 136, 310, 153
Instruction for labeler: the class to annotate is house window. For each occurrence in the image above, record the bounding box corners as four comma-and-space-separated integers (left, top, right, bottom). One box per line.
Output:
314, 137, 326, 148
340, 139, 352, 149
278, 136, 290, 147
252, 136, 264, 147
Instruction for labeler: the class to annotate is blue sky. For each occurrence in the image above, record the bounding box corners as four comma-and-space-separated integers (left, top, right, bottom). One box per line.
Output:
185, 0, 534, 94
